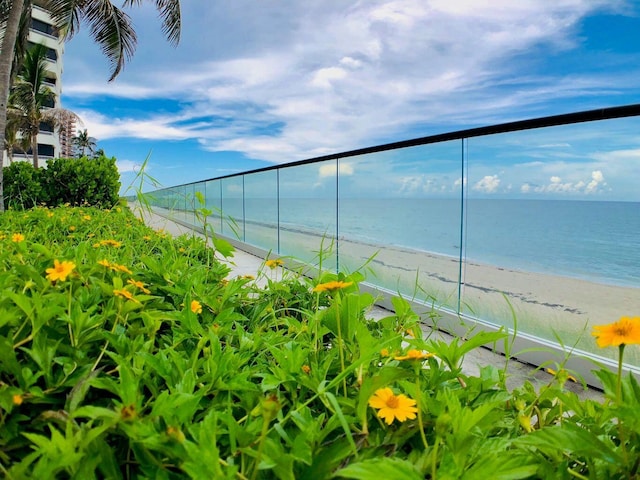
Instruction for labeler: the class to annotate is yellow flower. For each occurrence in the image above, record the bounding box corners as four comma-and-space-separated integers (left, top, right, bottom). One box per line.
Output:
143, 235, 152, 241
301, 365, 311, 374
83, 215, 91, 221
368, 388, 418, 425
191, 300, 203, 314
113, 289, 139, 302
241, 274, 256, 280
46, 260, 76, 282
265, 259, 284, 269
394, 349, 434, 361
592, 317, 640, 348
98, 259, 111, 268
12, 394, 23, 406
179, 247, 186, 253
47, 212, 54, 218
11, 233, 25, 243
114, 264, 133, 275
313, 280, 353, 293
94, 239, 122, 248
127, 279, 151, 294
380, 348, 390, 357
69, 226, 76, 231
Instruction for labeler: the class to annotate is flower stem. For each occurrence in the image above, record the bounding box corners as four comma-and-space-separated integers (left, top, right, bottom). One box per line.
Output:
616, 344, 625, 405
335, 294, 347, 396
414, 364, 429, 451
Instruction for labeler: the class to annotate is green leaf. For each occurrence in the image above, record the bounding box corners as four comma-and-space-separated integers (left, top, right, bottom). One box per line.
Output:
336, 457, 423, 480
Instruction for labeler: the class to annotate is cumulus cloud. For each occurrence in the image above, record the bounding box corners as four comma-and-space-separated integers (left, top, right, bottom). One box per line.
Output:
318, 162, 355, 177
117, 159, 145, 173
522, 170, 607, 195
454, 177, 467, 187
473, 175, 501, 193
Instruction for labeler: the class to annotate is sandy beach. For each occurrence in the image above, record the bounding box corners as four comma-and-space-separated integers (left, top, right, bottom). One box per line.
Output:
251, 219, 640, 364
157, 207, 640, 364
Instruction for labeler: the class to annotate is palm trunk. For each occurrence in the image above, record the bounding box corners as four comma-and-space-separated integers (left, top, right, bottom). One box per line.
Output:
31, 133, 39, 169
0, 0, 26, 212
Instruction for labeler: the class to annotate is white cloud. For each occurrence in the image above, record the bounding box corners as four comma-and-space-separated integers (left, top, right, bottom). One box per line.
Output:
522, 170, 607, 195
585, 169, 605, 193
75, 110, 193, 141
61, 0, 632, 167
117, 159, 145, 173
473, 175, 501, 193
311, 67, 348, 89
454, 177, 467, 187
318, 162, 355, 177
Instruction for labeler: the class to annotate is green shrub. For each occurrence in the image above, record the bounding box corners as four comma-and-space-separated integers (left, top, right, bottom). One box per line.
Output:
2, 160, 45, 210
3, 156, 121, 210
41, 155, 121, 208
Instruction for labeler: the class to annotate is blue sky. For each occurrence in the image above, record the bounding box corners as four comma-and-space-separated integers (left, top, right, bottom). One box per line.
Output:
60, 0, 640, 199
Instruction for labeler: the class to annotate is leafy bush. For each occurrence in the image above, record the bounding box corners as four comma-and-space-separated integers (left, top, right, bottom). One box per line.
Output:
0, 205, 639, 479
2, 161, 45, 209
3, 156, 121, 210
41, 155, 121, 208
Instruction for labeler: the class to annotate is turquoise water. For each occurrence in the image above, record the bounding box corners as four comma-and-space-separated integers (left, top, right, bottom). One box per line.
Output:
237, 198, 640, 287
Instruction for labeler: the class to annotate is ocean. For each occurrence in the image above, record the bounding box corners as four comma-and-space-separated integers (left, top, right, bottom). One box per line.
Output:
229, 198, 640, 288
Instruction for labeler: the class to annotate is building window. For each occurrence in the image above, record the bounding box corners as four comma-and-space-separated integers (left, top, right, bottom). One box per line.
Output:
39, 121, 54, 133
26, 42, 58, 62
43, 76, 56, 87
42, 96, 55, 108
25, 144, 55, 157
37, 144, 55, 157
31, 18, 58, 37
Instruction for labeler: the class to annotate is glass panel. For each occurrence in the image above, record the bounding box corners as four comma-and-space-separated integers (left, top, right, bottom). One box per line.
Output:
279, 160, 337, 268
205, 179, 223, 233
338, 142, 463, 312
463, 117, 640, 366
244, 170, 279, 252
221, 176, 244, 240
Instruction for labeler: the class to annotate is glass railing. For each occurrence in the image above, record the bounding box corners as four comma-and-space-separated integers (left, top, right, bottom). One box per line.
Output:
145, 105, 640, 376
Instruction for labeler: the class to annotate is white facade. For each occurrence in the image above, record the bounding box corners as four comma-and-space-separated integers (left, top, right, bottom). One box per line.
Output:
3, 4, 66, 166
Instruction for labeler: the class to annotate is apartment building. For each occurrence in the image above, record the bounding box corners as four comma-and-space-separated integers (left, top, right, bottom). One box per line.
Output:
3, 2, 72, 166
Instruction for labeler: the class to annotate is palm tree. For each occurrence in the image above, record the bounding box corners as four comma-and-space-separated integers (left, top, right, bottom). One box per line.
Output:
72, 129, 97, 158
0, 0, 182, 211
8, 44, 55, 168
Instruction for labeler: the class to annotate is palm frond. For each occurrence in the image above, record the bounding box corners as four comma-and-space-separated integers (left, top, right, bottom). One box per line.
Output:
122, 0, 181, 45
41, 0, 84, 40
82, 0, 137, 81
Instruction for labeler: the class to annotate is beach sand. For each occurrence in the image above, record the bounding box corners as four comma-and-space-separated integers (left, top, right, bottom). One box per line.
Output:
249, 221, 640, 365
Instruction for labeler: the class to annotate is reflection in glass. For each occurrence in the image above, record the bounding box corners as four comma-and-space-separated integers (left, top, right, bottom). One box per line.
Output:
221, 177, 244, 240
463, 117, 640, 366
337, 142, 463, 312
244, 170, 279, 252
205, 179, 223, 232
279, 160, 337, 268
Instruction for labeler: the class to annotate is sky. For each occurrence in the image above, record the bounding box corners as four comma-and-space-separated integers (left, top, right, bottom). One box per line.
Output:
60, 0, 640, 200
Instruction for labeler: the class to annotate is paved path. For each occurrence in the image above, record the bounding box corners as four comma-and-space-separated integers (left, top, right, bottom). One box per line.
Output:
133, 204, 603, 400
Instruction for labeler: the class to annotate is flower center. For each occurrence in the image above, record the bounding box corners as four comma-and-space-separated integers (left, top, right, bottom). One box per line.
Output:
614, 325, 630, 336
385, 395, 400, 408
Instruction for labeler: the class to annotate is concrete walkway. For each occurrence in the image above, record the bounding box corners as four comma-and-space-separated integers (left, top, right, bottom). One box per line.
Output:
133, 204, 603, 400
